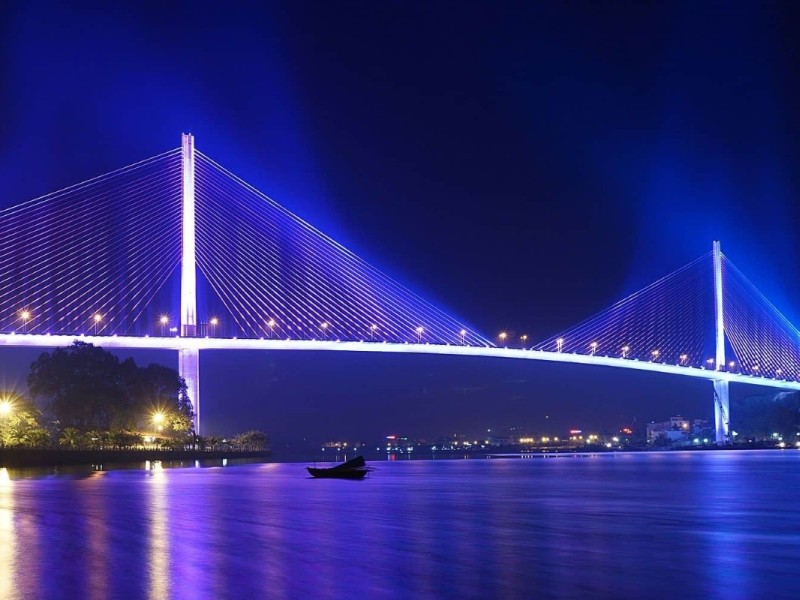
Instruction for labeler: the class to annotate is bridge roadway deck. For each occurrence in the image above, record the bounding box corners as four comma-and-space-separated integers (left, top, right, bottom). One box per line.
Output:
2, 333, 799, 391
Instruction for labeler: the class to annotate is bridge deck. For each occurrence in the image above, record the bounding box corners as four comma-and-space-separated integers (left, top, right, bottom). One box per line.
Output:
3, 333, 799, 391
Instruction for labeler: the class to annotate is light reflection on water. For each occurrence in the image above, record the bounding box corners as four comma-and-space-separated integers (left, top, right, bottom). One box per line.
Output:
2, 451, 800, 599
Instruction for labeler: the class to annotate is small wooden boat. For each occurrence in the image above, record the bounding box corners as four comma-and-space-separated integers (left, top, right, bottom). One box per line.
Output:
307, 456, 371, 479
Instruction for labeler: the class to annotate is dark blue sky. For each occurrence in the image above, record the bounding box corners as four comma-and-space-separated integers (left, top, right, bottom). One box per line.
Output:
1, 1, 799, 441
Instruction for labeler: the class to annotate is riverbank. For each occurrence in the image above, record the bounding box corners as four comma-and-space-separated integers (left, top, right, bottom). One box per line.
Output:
0, 447, 271, 467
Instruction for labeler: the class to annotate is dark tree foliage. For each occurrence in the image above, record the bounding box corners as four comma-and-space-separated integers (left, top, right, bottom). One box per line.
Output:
732, 392, 800, 439
27, 341, 194, 435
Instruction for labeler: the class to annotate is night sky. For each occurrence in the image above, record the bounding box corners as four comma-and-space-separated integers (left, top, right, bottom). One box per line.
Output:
1, 2, 799, 443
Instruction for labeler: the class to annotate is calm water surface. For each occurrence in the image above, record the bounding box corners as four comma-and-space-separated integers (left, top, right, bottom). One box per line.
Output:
2, 451, 799, 599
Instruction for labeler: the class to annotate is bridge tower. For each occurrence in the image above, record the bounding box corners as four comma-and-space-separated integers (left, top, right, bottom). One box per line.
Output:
180, 133, 200, 433
712, 240, 729, 444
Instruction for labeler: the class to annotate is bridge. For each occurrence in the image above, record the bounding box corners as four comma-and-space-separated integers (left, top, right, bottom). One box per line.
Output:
2, 134, 800, 442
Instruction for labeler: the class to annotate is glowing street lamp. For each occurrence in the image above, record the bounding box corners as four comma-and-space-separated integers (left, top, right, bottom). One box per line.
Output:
556, 337, 564, 353
520, 334, 528, 349
499, 332, 508, 347
370, 324, 378, 341
776, 368, 783, 378
159, 315, 169, 336
728, 360, 736, 371
151, 410, 165, 432
93, 313, 103, 335
19, 309, 31, 334
460, 329, 467, 345
267, 318, 276, 338
209, 317, 218, 336
651, 349, 660, 361
416, 326, 424, 343
621, 345, 630, 358
679, 354, 688, 366
320, 322, 329, 339
0, 399, 12, 417
589, 341, 598, 356
706, 358, 715, 368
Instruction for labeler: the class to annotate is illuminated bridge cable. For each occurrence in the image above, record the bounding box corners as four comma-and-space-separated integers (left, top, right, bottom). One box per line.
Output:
722, 256, 800, 380
194, 152, 466, 342
193, 151, 489, 345
534, 254, 714, 367
0, 150, 182, 335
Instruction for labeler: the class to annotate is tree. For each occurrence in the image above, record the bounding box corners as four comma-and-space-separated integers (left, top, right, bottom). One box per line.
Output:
27, 342, 193, 437
59, 427, 86, 449
0, 392, 49, 448
28, 342, 126, 430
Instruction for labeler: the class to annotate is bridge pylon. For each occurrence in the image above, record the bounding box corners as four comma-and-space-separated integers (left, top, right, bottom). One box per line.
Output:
712, 240, 729, 444
180, 133, 200, 433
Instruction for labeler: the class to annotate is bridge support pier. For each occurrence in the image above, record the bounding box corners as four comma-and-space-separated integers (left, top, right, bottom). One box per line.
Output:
713, 379, 730, 445
179, 348, 200, 435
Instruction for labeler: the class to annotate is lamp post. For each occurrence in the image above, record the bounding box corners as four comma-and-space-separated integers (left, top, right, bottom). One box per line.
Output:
19, 310, 30, 334
267, 319, 276, 339
590, 341, 598, 356
460, 329, 467, 345
209, 317, 218, 337
520, 334, 528, 349
159, 315, 169, 336
370, 324, 378, 341
416, 326, 424, 343
320, 321, 329, 339
93, 313, 102, 335
621, 345, 630, 359
556, 337, 564, 353
499, 332, 507, 347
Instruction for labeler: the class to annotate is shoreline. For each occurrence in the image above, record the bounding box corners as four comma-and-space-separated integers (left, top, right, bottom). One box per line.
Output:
0, 447, 271, 468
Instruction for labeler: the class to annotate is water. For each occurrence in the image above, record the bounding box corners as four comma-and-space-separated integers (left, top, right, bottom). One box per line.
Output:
2, 451, 799, 599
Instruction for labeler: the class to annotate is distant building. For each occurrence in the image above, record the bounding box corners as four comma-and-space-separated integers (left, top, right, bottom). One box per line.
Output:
647, 416, 691, 444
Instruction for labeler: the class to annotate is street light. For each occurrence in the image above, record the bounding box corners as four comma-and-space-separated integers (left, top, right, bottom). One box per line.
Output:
460, 329, 467, 345
0, 399, 12, 417
499, 332, 507, 347
159, 315, 169, 336
370, 324, 378, 341
556, 337, 564, 353
589, 341, 598, 356
320, 322, 329, 339
680, 354, 688, 365
93, 313, 102, 335
621, 345, 630, 358
416, 326, 424, 343
151, 410, 165, 433
267, 318, 276, 338
651, 349, 660, 361
209, 317, 218, 336
520, 334, 528, 349
19, 309, 30, 334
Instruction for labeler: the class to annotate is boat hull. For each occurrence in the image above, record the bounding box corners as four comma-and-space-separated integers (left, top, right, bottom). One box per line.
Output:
306, 467, 368, 479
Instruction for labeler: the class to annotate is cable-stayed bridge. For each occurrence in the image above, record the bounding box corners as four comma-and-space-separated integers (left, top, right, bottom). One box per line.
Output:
2, 134, 800, 442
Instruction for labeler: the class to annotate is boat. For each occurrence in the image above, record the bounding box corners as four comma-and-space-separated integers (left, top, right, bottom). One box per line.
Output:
307, 456, 371, 479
